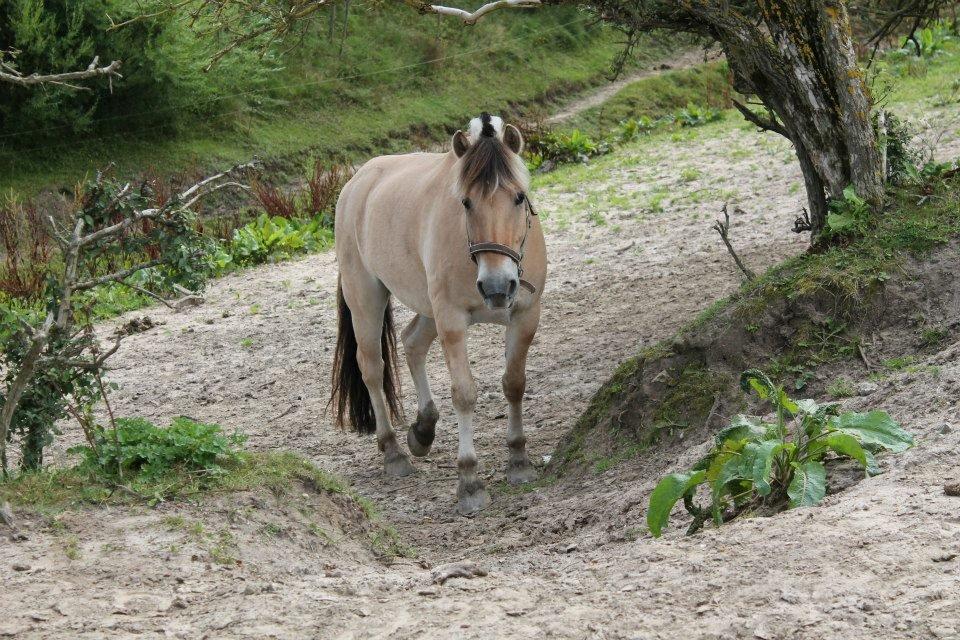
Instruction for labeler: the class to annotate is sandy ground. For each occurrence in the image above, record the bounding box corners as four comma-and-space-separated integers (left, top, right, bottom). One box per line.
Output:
3, 75, 960, 639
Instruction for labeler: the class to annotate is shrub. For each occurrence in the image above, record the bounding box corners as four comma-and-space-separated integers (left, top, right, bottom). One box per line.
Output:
617, 116, 657, 142
252, 161, 351, 222
227, 213, 334, 267
823, 185, 872, 239
0, 194, 54, 301
670, 103, 723, 127
647, 369, 913, 537
71, 417, 246, 485
304, 161, 350, 223
900, 22, 954, 58
525, 128, 611, 168
0, 165, 248, 473
877, 111, 923, 186
252, 181, 298, 219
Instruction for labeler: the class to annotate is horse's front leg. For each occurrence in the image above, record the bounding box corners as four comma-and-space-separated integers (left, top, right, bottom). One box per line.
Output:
503, 303, 540, 484
438, 320, 490, 515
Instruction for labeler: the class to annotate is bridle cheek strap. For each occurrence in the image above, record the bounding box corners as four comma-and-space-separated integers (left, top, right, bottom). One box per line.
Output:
468, 243, 536, 294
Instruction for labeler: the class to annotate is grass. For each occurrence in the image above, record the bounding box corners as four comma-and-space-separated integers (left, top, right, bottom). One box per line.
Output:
561, 63, 732, 137
0, 448, 415, 559
1, 7, 676, 196
0, 450, 347, 510
827, 378, 856, 399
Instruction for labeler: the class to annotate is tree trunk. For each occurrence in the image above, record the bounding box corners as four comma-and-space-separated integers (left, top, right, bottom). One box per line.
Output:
796, 143, 830, 236
572, 0, 886, 244
723, 1, 883, 238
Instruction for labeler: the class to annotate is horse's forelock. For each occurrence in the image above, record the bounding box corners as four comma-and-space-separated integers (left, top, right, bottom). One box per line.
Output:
456, 135, 528, 199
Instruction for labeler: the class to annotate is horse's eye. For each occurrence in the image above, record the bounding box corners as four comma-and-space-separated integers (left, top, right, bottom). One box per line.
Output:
515, 192, 526, 206
462, 198, 472, 211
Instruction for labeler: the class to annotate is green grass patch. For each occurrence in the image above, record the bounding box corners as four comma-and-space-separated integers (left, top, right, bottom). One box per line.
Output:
1, 7, 675, 195
561, 63, 732, 138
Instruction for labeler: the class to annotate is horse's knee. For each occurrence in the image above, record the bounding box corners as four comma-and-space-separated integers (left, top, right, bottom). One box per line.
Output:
451, 379, 477, 414
502, 371, 526, 404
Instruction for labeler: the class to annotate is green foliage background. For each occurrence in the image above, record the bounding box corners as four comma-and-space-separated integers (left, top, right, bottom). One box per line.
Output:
0, 1, 649, 193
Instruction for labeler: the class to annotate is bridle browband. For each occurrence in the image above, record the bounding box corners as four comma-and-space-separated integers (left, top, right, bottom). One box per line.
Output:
466, 198, 538, 295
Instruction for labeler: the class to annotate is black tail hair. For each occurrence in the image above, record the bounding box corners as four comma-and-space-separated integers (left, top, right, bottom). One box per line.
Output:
329, 278, 404, 434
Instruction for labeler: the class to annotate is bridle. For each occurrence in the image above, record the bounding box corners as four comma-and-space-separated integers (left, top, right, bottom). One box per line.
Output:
464, 196, 538, 295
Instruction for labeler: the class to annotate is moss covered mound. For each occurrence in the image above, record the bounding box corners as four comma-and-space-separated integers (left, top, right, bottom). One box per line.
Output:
551, 171, 960, 478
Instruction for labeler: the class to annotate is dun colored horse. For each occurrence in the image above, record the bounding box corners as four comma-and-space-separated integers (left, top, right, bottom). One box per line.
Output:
330, 113, 546, 514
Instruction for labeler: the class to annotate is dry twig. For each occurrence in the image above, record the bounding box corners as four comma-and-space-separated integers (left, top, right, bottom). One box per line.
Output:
712, 204, 756, 281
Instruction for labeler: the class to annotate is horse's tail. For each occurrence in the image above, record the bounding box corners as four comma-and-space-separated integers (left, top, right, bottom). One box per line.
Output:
330, 277, 403, 435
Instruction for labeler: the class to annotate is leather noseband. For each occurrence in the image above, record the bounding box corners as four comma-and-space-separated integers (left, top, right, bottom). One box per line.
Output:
466, 200, 537, 295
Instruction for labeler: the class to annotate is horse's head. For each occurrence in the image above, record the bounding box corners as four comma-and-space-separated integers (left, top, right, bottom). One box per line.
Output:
452, 113, 530, 310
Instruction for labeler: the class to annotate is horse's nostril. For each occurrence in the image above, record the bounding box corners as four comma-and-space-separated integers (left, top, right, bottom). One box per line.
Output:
476, 280, 486, 298
508, 279, 518, 297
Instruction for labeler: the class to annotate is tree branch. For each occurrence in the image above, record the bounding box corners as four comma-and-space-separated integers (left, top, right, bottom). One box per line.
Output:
0, 57, 122, 89
732, 99, 790, 139
73, 259, 166, 291
404, 0, 541, 24
0, 313, 54, 474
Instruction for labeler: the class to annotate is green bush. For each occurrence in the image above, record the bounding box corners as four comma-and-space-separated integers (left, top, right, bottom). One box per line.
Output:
526, 129, 611, 168
71, 417, 246, 484
670, 103, 723, 127
647, 369, 913, 537
224, 213, 335, 268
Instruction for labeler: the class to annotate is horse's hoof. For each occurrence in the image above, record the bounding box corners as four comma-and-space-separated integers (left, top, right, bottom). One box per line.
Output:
456, 487, 491, 516
384, 452, 415, 477
406, 404, 438, 458
506, 459, 539, 485
407, 427, 432, 457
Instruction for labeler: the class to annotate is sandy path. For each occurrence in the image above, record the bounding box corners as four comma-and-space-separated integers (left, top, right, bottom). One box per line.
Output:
546, 49, 707, 124
4, 87, 960, 638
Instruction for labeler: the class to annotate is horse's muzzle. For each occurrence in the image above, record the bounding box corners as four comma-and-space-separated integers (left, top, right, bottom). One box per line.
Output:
477, 276, 518, 310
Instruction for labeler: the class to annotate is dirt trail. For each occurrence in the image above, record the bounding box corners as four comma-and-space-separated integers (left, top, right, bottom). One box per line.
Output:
547, 49, 707, 124
4, 79, 960, 639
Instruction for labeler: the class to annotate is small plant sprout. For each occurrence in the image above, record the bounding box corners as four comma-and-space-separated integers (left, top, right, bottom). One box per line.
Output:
647, 369, 913, 537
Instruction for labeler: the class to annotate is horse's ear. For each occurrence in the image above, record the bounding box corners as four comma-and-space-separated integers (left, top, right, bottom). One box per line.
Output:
452, 130, 470, 158
503, 124, 524, 155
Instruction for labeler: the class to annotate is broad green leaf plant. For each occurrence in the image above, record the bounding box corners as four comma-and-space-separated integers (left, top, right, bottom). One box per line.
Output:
647, 369, 914, 537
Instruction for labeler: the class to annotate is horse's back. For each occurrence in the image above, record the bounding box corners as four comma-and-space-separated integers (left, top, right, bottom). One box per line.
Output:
336, 152, 451, 315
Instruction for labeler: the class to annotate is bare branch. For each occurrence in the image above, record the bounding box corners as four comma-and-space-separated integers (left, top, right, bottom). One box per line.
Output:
405, 0, 542, 24
732, 99, 790, 139
177, 159, 259, 203
118, 282, 176, 309
79, 160, 256, 248
42, 333, 123, 371
0, 312, 55, 470
0, 57, 122, 89
73, 258, 166, 291
712, 204, 756, 281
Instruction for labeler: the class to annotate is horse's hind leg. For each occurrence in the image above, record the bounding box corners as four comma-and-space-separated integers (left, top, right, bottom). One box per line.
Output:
402, 315, 439, 457
342, 276, 415, 477
503, 304, 540, 485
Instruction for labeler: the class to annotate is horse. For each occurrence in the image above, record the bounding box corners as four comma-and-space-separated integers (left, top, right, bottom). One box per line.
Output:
330, 113, 547, 514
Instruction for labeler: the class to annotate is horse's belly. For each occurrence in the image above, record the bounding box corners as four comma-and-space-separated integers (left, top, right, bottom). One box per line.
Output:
386, 280, 434, 318
371, 259, 433, 317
